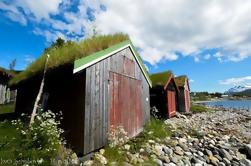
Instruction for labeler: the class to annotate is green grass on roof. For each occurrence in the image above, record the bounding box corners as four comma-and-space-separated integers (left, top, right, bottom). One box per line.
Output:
10, 33, 129, 85
150, 70, 173, 87
175, 75, 187, 87
0, 67, 8, 74
0, 67, 17, 77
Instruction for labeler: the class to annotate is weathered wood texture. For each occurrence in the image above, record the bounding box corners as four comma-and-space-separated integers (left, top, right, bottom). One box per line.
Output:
167, 90, 176, 118
150, 78, 178, 119
109, 72, 143, 137
0, 83, 16, 105
14, 47, 150, 155
178, 82, 190, 112
178, 89, 185, 112
84, 47, 150, 154
166, 79, 179, 118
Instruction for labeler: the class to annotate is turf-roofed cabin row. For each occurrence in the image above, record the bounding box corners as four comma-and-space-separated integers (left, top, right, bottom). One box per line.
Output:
10, 34, 190, 156
11, 35, 152, 156
150, 71, 190, 118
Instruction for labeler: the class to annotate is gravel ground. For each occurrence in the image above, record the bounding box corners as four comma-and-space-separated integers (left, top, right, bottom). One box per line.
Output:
83, 109, 251, 166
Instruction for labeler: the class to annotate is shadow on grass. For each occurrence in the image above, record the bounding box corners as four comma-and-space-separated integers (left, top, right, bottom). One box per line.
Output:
0, 102, 15, 115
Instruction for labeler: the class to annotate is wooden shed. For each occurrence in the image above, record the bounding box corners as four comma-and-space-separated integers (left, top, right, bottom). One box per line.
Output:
11, 34, 152, 155
150, 71, 179, 119
175, 76, 190, 113
0, 67, 17, 105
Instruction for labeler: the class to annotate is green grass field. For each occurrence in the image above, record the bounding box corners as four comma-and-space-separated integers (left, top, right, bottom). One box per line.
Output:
0, 121, 19, 161
0, 103, 15, 115
190, 104, 209, 113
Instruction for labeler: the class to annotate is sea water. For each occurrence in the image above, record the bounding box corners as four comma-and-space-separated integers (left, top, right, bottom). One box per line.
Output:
204, 99, 251, 111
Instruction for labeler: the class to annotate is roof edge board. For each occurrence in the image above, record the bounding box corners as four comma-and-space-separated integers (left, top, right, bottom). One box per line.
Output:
73, 40, 152, 87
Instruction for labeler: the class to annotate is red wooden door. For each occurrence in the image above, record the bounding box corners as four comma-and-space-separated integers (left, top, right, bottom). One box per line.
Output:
109, 72, 143, 137
167, 91, 176, 118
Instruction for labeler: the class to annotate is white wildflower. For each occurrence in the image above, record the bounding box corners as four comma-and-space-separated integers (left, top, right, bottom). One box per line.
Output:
99, 149, 105, 155
95, 154, 107, 165
21, 130, 26, 135
37, 158, 44, 164
83, 160, 93, 166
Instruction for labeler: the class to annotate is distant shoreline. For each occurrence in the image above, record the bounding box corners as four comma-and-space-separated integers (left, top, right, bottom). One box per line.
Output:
193, 99, 251, 111
193, 99, 223, 104
193, 98, 251, 104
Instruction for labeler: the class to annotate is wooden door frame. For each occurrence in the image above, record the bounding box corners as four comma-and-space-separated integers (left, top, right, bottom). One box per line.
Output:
108, 71, 143, 137
167, 90, 176, 118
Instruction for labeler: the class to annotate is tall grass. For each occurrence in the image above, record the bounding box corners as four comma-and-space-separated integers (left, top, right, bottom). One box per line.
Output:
190, 104, 208, 113
175, 75, 187, 87
0, 120, 19, 160
10, 33, 129, 85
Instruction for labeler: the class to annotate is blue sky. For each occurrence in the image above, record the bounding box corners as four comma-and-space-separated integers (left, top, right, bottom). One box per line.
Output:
1, 0, 251, 92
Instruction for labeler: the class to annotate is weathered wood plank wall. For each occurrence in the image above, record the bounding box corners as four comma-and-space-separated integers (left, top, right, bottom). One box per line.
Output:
178, 89, 185, 112
0, 84, 16, 105
83, 47, 150, 154
0, 84, 7, 104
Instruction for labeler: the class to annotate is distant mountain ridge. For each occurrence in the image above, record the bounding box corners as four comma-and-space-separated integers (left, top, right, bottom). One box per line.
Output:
224, 86, 250, 95
236, 89, 251, 97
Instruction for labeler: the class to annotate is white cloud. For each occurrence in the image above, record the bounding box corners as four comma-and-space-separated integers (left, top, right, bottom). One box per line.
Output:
219, 76, 251, 86
0, 1, 27, 25
17, 0, 63, 20
204, 54, 211, 60
190, 79, 195, 83
93, 0, 251, 64
5, 11, 27, 25
33, 28, 67, 43
2, 0, 251, 65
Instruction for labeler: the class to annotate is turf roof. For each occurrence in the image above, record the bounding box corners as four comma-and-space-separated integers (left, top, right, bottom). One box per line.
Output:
0, 67, 17, 77
10, 33, 129, 85
175, 75, 188, 87
150, 70, 173, 87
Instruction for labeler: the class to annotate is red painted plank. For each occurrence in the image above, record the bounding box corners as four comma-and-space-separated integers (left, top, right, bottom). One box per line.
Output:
167, 91, 176, 118
136, 81, 143, 133
109, 72, 143, 138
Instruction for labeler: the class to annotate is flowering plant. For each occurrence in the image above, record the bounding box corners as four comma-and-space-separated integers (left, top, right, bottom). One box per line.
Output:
107, 125, 129, 148
11, 110, 64, 165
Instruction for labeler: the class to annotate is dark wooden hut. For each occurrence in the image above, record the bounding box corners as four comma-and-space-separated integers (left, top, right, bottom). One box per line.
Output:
175, 76, 190, 113
150, 71, 179, 118
11, 34, 152, 155
0, 67, 17, 105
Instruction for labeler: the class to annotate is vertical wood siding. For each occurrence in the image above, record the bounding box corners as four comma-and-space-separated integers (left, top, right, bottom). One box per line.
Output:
178, 82, 190, 113
0, 84, 7, 104
167, 90, 176, 118
184, 81, 190, 112
84, 47, 150, 154
109, 72, 143, 137
178, 89, 185, 112
0, 84, 16, 105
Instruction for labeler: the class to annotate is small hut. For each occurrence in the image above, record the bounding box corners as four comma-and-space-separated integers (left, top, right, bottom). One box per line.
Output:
150, 71, 179, 118
0, 67, 17, 105
175, 76, 190, 113
11, 34, 152, 155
